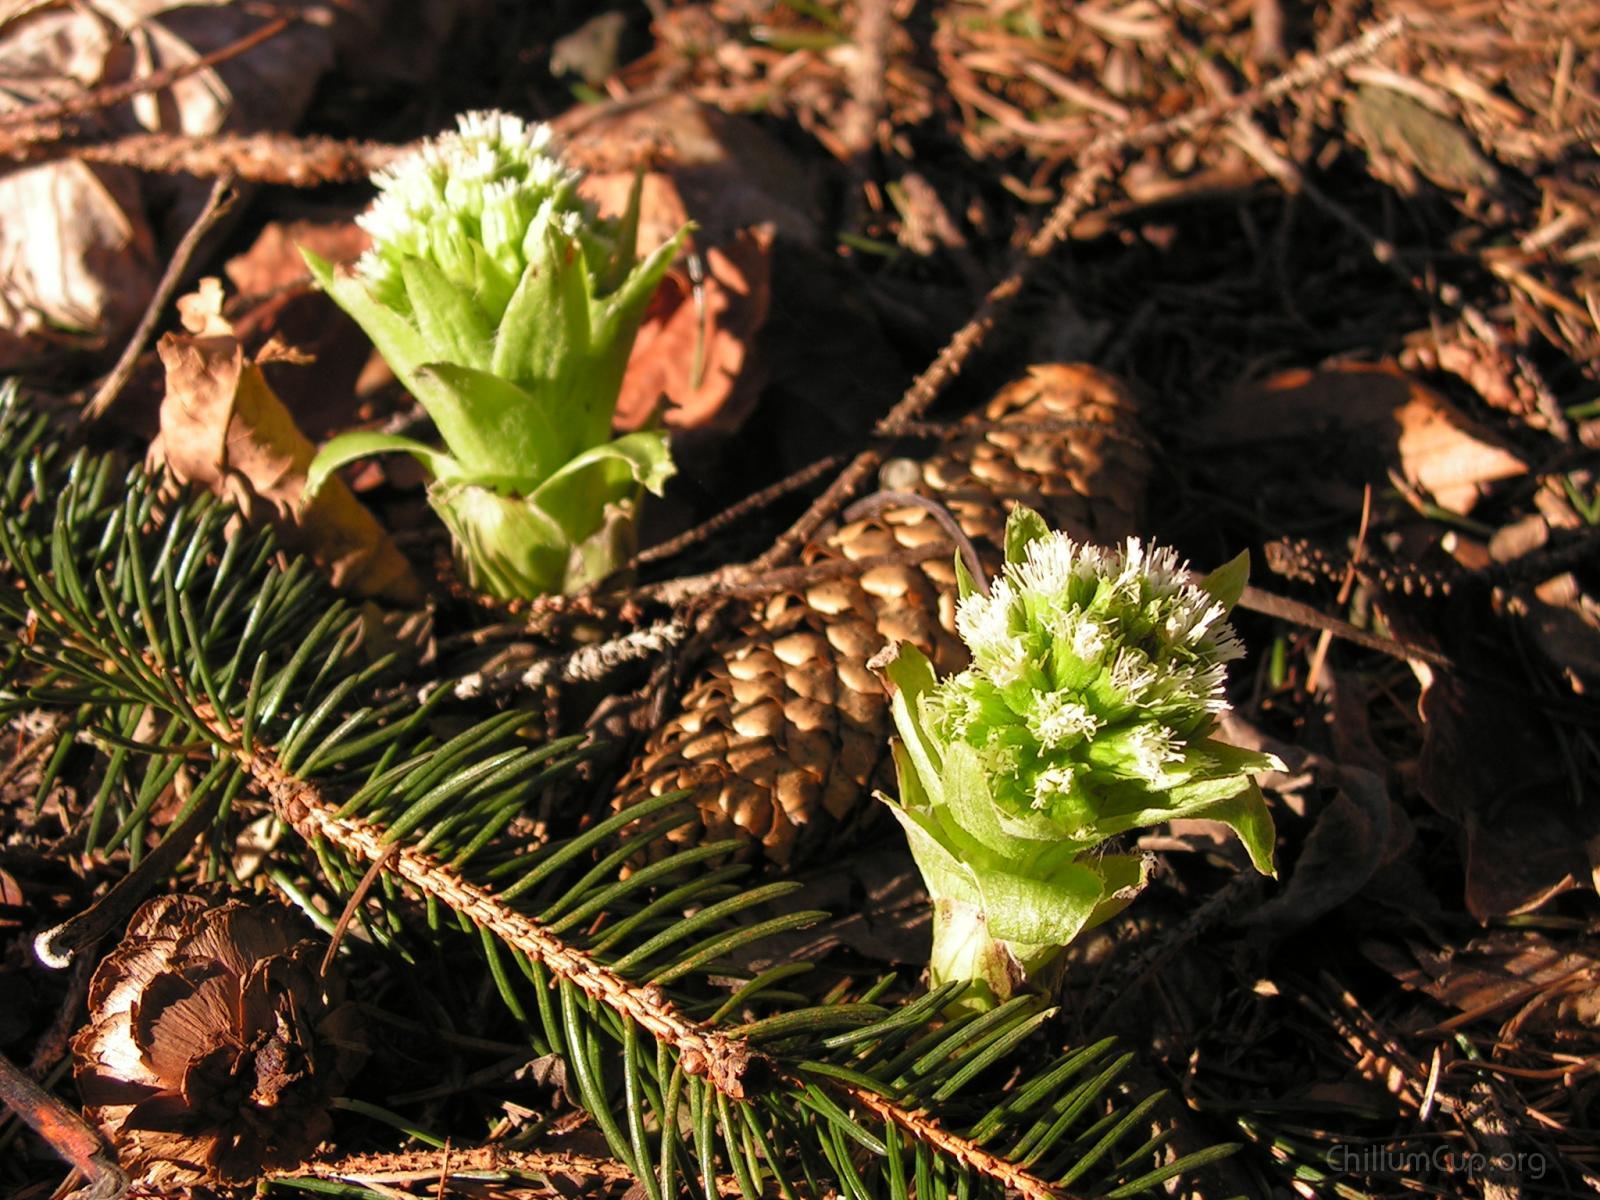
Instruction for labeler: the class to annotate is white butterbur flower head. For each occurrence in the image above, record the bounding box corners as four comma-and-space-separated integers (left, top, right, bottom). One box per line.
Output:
353, 111, 594, 324
301, 108, 690, 600
925, 516, 1261, 827
955, 580, 1031, 686
873, 503, 1281, 1012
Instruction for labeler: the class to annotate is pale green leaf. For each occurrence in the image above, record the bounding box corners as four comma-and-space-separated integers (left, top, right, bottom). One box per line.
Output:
399, 256, 495, 372
306, 431, 459, 503
873, 642, 944, 809
1004, 504, 1051, 565
976, 859, 1105, 946
492, 226, 593, 425
413, 363, 570, 485
304, 250, 499, 462
1186, 780, 1277, 877
880, 800, 981, 909
1081, 852, 1152, 931
942, 742, 1049, 860
530, 430, 673, 540
428, 481, 569, 600
1199, 549, 1250, 612
587, 225, 691, 446
953, 549, 980, 602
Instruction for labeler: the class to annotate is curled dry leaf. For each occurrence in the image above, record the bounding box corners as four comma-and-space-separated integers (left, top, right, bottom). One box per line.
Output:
1416, 665, 1592, 919
0, 1, 357, 370
561, 95, 818, 442
613, 225, 773, 438
1201, 362, 1527, 516
72, 894, 366, 1186
151, 279, 424, 605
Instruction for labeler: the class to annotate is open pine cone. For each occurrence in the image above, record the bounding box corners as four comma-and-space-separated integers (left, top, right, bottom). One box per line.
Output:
616, 364, 1150, 863
72, 894, 366, 1187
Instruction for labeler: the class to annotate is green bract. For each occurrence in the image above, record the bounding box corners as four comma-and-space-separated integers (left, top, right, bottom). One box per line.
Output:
302, 110, 688, 599
875, 505, 1280, 1010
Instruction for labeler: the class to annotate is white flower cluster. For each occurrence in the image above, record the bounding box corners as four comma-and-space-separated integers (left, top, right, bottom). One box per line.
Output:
352, 110, 599, 321
925, 532, 1246, 838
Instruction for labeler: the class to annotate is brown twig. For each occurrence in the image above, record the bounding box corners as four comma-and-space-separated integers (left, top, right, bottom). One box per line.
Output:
50, 131, 406, 185
1236, 583, 1454, 671
281, 1144, 751, 1197
448, 617, 690, 700
0, 16, 296, 129
1087, 13, 1408, 162
82, 172, 238, 423
891, 416, 1152, 451
630, 452, 849, 569
21, 611, 1136, 1197
281, 1146, 636, 1192
641, 543, 948, 608
0, 1050, 128, 1200
26, 954, 95, 1076
827, 1077, 1080, 1200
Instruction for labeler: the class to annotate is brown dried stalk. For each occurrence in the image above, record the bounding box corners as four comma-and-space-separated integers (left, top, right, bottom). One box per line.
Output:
55, 131, 404, 185
0, 1049, 128, 1200
282, 1145, 744, 1197
83, 172, 237, 422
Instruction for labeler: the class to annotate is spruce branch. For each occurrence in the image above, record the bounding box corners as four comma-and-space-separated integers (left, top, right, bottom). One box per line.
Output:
0, 387, 1229, 1197
250, 755, 770, 1102
828, 1078, 1075, 1200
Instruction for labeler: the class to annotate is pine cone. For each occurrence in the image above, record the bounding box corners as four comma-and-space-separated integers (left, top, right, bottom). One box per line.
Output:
72, 895, 366, 1187
616, 364, 1150, 863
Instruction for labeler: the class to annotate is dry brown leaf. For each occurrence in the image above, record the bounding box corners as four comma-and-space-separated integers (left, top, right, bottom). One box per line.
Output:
1366, 930, 1600, 1034
1203, 363, 1526, 516
0, 1, 365, 369
613, 225, 773, 437
223, 218, 369, 298
1416, 666, 1590, 919
0, 867, 24, 933
151, 279, 424, 605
